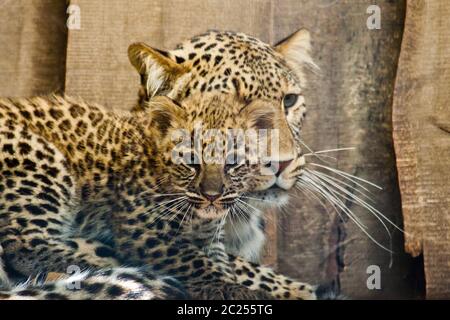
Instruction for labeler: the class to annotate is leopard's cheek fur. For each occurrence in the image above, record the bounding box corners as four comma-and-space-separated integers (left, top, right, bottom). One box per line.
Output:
284, 95, 307, 145
227, 165, 273, 194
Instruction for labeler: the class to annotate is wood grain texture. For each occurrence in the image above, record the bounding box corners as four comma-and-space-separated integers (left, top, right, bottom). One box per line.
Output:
273, 0, 417, 298
392, 0, 450, 299
65, 0, 274, 111
0, 0, 67, 97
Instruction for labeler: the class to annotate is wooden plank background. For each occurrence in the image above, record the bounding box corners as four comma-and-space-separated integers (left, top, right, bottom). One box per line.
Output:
0, 0, 438, 298
0, 0, 67, 96
273, 0, 419, 299
392, 0, 450, 299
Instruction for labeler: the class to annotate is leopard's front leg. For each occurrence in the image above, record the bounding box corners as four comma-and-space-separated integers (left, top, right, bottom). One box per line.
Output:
113, 216, 270, 300
229, 255, 317, 300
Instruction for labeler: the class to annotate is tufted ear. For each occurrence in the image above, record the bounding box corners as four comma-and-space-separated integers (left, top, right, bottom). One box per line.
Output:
146, 96, 186, 136
128, 43, 188, 103
275, 29, 319, 83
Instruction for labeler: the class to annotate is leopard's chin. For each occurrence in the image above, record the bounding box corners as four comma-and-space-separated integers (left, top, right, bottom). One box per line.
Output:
194, 205, 228, 220
248, 188, 290, 209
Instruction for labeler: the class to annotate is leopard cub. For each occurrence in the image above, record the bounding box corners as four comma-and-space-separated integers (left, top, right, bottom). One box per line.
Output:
0, 94, 316, 299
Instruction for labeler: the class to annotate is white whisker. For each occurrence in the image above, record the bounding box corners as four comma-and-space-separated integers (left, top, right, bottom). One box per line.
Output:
175, 202, 192, 235
307, 169, 374, 202
298, 139, 334, 164
303, 147, 356, 155
308, 170, 402, 233
297, 171, 395, 254
308, 168, 372, 194
308, 162, 383, 190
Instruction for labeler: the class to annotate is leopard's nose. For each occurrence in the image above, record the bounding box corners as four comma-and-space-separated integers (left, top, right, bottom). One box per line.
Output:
274, 159, 293, 177
199, 164, 224, 202
199, 182, 224, 202
201, 191, 221, 202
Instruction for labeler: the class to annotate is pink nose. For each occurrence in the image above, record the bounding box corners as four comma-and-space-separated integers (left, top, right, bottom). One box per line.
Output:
275, 159, 293, 177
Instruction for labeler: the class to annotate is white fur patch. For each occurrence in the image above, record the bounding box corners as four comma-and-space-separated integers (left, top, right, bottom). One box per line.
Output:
146, 61, 166, 98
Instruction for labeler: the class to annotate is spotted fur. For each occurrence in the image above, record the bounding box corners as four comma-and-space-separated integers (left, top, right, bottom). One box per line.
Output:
128, 30, 318, 263
0, 267, 188, 300
0, 94, 315, 299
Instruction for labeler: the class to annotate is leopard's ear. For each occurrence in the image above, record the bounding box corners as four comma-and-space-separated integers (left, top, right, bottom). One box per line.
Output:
128, 43, 188, 101
146, 96, 186, 135
275, 29, 319, 83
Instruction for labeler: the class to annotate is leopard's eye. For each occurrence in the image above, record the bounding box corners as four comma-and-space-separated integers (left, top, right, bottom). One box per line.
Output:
283, 94, 299, 109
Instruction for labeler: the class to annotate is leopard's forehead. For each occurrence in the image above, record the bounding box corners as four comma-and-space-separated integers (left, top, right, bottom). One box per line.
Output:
181, 94, 245, 130
170, 31, 300, 101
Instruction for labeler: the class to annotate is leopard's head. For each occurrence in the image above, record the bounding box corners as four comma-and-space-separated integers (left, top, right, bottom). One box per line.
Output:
129, 30, 317, 211
147, 93, 302, 220
129, 29, 317, 146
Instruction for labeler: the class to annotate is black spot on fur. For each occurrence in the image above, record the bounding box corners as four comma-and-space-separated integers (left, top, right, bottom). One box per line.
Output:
152, 250, 163, 259
17, 289, 39, 297
204, 43, 217, 51
175, 56, 185, 64
261, 275, 275, 284
242, 280, 254, 286
145, 238, 159, 248
24, 204, 46, 216
214, 56, 223, 66
167, 247, 179, 257
259, 283, 271, 291
84, 282, 104, 294
47, 228, 61, 235
36, 192, 59, 206
18, 142, 32, 155
95, 246, 115, 258
30, 239, 48, 247
33, 174, 52, 186
49, 108, 64, 120
107, 285, 124, 297
5, 158, 19, 168
8, 205, 22, 213
192, 260, 204, 269
41, 204, 58, 213
201, 54, 211, 62
6, 179, 15, 188
30, 219, 48, 228
17, 187, 33, 196
194, 42, 206, 49
5, 193, 18, 201
16, 218, 28, 227
65, 240, 79, 249
132, 230, 143, 240
19, 110, 31, 120
45, 293, 68, 300
22, 179, 38, 188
